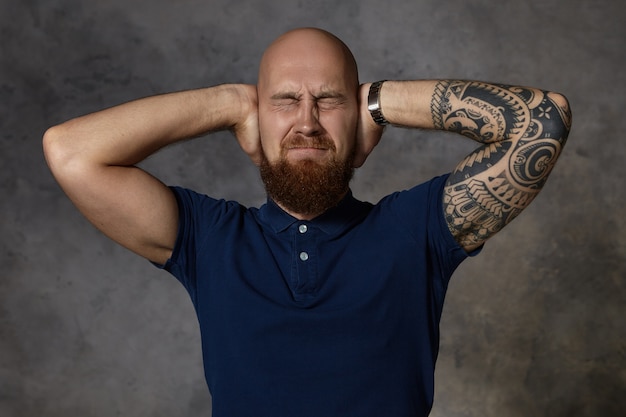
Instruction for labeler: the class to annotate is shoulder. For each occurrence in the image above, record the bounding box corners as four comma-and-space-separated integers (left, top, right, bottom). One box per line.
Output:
377, 174, 450, 214
171, 186, 246, 210
170, 186, 251, 230
367, 175, 452, 242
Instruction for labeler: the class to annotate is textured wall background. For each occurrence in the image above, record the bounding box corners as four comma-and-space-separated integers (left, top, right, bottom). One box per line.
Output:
1, 0, 624, 416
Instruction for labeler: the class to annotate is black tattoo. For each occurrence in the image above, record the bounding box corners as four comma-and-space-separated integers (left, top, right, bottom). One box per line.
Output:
434, 81, 571, 249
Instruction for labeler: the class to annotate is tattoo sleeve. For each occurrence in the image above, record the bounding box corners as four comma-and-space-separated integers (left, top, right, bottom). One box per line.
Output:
433, 81, 572, 250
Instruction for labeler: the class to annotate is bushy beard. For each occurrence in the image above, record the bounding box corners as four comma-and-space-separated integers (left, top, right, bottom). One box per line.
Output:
259, 135, 354, 217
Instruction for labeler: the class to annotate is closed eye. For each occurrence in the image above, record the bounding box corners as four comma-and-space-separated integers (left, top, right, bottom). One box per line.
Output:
269, 91, 348, 110
273, 98, 298, 105
315, 91, 348, 110
269, 92, 299, 109
317, 97, 345, 110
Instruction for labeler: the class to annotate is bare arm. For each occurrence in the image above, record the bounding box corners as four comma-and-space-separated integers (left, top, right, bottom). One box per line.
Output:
377, 80, 572, 252
43, 84, 260, 265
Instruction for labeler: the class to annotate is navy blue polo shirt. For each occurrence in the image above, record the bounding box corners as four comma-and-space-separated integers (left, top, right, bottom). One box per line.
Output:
158, 174, 472, 417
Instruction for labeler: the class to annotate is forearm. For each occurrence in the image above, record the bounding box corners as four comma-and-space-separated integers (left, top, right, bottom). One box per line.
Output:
378, 79, 571, 144
43, 84, 253, 168
376, 80, 439, 130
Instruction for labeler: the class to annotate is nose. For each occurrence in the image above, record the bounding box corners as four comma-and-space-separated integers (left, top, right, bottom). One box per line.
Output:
295, 100, 322, 136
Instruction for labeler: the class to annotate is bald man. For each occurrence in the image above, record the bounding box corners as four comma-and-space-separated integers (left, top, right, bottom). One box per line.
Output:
44, 28, 571, 416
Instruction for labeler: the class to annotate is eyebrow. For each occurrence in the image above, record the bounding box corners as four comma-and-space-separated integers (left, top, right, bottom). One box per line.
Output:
270, 92, 300, 100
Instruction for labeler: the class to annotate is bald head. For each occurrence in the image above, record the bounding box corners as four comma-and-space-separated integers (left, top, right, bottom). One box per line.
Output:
258, 28, 359, 92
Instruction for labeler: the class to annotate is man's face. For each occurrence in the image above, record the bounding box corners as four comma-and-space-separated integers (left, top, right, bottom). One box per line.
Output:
257, 29, 359, 217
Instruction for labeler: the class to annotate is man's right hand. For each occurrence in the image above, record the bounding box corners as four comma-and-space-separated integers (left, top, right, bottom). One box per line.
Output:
230, 84, 262, 166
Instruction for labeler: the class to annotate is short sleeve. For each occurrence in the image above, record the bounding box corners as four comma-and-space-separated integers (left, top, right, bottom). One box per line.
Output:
383, 175, 480, 300
153, 186, 242, 302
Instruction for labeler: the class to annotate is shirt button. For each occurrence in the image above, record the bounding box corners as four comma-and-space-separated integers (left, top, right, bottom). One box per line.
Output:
299, 251, 309, 261
298, 224, 308, 234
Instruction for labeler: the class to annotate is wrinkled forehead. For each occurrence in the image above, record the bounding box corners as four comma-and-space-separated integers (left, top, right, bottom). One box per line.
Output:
258, 28, 358, 93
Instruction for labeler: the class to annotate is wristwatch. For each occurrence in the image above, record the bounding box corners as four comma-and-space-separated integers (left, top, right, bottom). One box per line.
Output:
367, 80, 389, 126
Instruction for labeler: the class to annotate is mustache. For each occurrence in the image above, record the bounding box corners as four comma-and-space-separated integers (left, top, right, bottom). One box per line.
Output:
282, 134, 336, 151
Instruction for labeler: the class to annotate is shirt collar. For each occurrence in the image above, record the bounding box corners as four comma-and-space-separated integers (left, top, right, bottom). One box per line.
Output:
258, 190, 371, 235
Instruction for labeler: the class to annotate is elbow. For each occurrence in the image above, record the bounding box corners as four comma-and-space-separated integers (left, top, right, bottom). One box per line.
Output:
42, 123, 86, 180
42, 124, 69, 173
544, 91, 572, 145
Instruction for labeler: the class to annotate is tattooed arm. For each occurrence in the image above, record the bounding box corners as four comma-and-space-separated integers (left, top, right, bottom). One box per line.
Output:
377, 80, 572, 252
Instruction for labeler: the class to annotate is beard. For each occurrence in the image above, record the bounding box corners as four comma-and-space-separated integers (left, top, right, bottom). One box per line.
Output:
259, 135, 355, 217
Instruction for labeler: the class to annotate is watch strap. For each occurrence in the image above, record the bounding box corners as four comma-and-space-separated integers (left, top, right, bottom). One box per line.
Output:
367, 80, 389, 126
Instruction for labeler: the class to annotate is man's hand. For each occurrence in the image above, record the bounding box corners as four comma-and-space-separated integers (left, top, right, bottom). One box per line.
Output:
230, 84, 262, 166
354, 83, 385, 168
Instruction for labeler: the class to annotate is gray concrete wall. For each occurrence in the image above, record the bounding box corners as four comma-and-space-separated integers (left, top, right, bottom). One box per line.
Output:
1, 0, 624, 416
